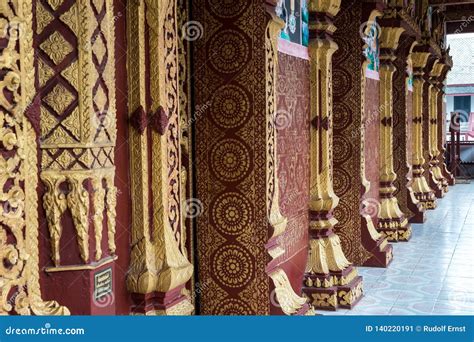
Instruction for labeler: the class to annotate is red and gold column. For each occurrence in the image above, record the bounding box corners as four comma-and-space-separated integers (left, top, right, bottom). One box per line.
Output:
331, 1, 393, 268
427, 61, 449, 196
302, 0, 363, 311
125, 0, 194, 315
410, 51, 437, 210
435, 56, 455, 187
35, 0, 118, 315
382, 6, 426, 224
0, 0, 69, 315
191, 0, 312, 315
377, 26, 412, 242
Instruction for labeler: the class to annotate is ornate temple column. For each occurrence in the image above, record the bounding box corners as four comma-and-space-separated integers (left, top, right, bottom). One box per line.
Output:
426, 61, 449, 196
332, 1, 393, 268
410, 51, 437, 210
0, 0, 69, 316
125, 0, 194, 315
191, 0, 311, 315
381, 5, 426, 224
377, 26, 411, 242
436, 59, 455, 186
302, 0, 363, 311
34, 0, 118, 314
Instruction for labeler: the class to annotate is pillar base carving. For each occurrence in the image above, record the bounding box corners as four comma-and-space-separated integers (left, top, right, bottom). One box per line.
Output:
412, 170, 437, 210
362, 238, 393, 267
440, 160, 455, 186
378, 191, 412, 242
303, 232, 363, 311
407, 186, 426, 223
303, 274, 363, 311
360, 217, 393, 267
429, 166, 447, 198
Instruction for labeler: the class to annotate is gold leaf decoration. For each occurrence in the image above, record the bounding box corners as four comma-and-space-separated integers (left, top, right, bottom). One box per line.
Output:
40, 31, 73, 65
43, 84, 75, 115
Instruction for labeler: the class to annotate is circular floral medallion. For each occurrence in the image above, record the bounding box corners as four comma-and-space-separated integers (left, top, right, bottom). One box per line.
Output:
211, 84, 250, 129
333, 168, 352, 195
208, 30, 250, 74
214, 298, 254, 315
211, 192, 253, 236
333, 136, 352, 164
212, 244, 254, 289
210, 138, 251, 183
207, 0, 251, 18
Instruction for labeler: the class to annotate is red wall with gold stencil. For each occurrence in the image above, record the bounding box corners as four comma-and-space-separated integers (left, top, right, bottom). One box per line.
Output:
274, 52, 310, 313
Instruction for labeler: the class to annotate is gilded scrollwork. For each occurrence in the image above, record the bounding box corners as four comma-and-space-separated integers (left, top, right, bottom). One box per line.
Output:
0, 0, 69, 315
37, 0, 118, 270
410, 51, 437, 209
376, 25, 412, 241
126, 0, 193, 315
303, 1, 363, 311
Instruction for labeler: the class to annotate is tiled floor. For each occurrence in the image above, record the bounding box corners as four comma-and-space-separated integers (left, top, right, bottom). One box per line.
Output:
327, 182, 474, 315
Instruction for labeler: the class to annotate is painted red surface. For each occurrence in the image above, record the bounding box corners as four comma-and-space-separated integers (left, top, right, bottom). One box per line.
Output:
273, 52, 310, 314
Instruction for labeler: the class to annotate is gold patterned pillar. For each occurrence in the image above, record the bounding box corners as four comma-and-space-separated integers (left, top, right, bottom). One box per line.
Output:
436, 60, 455, 186
125, 0, 193, 315
377, 26, 411, 242
0, 0, 68, 315
426, 61, 448, 197
302, 0, 363, 311
410, 51, 437, 209
35, 0, 118, 314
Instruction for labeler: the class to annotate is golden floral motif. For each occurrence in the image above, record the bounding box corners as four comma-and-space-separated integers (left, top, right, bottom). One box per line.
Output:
212, 244, 254, 288
212, 192, 252, 236
47, 0, 64, 11
214, 298, 254, 315
39, 31, 73, 65
207, 0, 250, 18
1, 0, 69, 315
36, 2, 53, 34
59, 3, 79, 35
43, 84, 75, 115
210, 139, 251, 183
211, 84, 250, 129
208, 29, 251, 74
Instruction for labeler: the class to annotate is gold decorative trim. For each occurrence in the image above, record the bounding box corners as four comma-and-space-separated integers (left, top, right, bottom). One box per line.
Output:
45, 256, 118, 273
410, 51, 436, 209
38, 0, 118, 268
377, 26, 411, 241
125, 0, 193, 314
0, 0, 69, 315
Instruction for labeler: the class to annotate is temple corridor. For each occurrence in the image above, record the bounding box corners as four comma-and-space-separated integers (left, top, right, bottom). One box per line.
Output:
2, 0, 474, 317
329, 182, 474, 316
